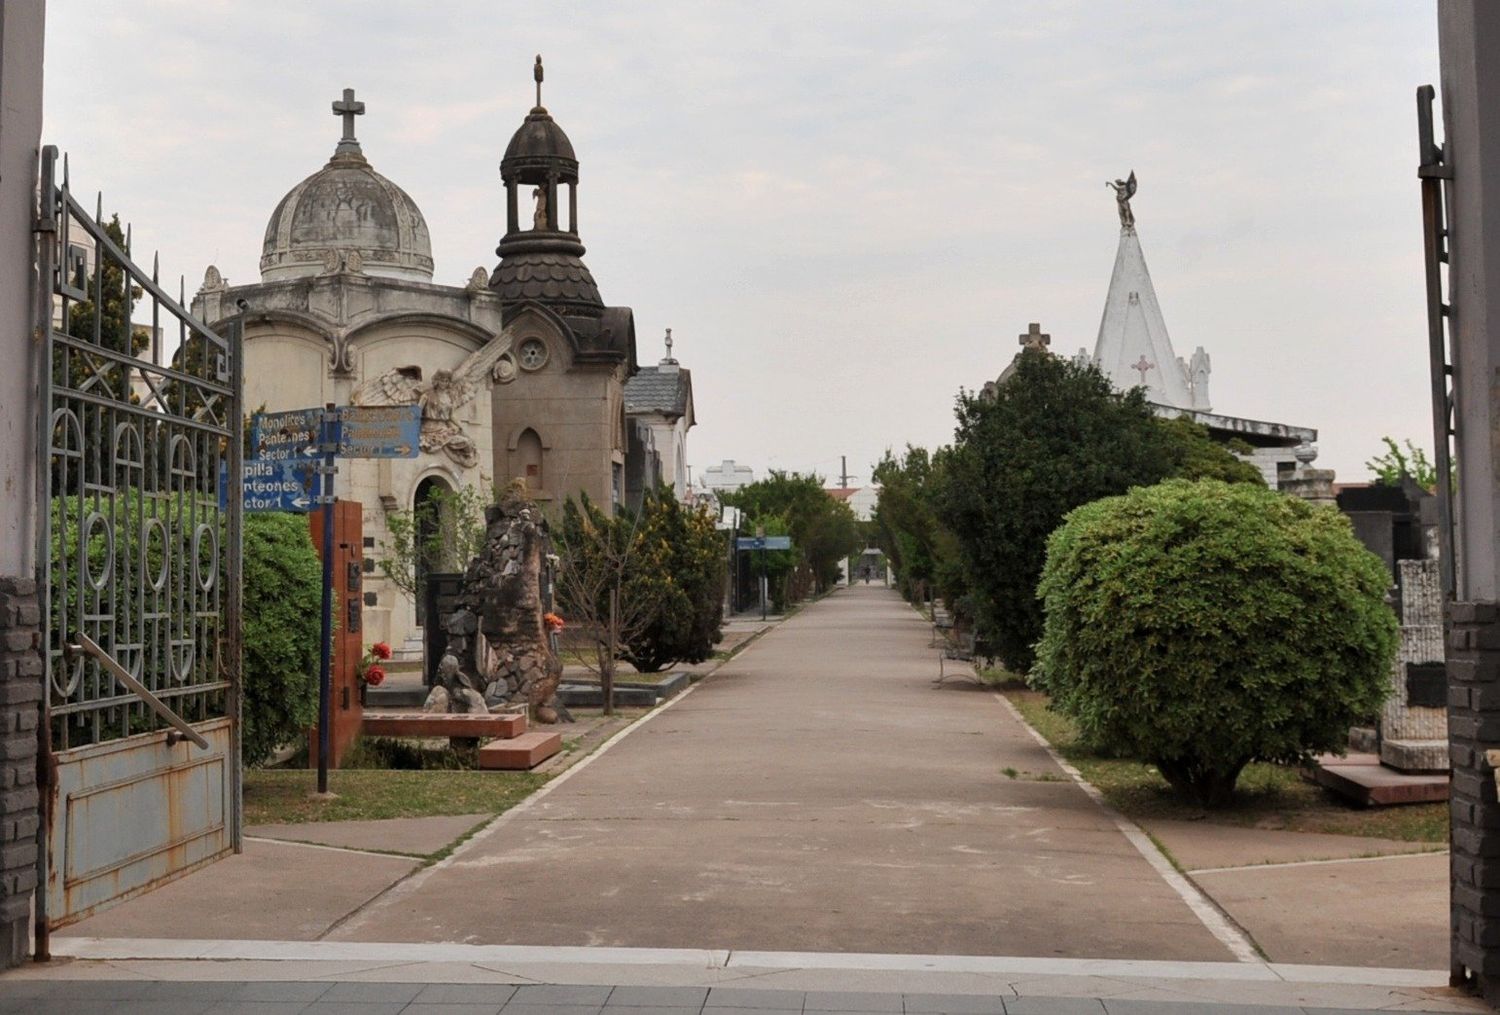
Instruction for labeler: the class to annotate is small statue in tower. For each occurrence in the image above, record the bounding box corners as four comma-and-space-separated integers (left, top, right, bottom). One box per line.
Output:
1106, 170, 1137, 230
532, 186, 548, 230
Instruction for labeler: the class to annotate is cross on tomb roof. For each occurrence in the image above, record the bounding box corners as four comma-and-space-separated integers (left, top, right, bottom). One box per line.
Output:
332, 88, 365, 153
1018, 322, 1050, 351
1131, 354, 1155, 382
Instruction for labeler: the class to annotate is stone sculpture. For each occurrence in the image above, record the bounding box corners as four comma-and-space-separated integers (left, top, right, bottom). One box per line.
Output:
351, 331, 517, 467
1106, 170, 1137, 229
431, 481, 567, 723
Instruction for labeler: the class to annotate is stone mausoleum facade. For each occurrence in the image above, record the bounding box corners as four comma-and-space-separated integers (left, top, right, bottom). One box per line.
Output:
194, 69, 648, 656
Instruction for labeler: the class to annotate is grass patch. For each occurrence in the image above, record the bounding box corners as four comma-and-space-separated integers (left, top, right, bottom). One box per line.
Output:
243, 767, 547, 825
1003, 688, 1448, 844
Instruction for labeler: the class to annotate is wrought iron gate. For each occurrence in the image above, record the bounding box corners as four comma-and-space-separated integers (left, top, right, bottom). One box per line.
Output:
34, 147, 242, 930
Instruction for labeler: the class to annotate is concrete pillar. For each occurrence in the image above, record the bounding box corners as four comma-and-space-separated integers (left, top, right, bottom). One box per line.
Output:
1438, 1, 1500, 1001
0, 0, 45, 969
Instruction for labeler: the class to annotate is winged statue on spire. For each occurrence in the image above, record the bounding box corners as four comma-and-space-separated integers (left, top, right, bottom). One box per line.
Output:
1106, 170, 1137, 230
352, 329, 519, 468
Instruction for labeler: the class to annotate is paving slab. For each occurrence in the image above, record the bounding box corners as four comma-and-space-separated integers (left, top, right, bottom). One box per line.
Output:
1192, 851, 1449, 969
244, 814, 490, 856
54, 839, 417, 941
328, 587, 1232, 961
1139, 818, 1446, 872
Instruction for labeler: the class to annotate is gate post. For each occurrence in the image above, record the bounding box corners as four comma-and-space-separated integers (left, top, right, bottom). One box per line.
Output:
1438, 1, 1500, 1002
0, 1, 45, 969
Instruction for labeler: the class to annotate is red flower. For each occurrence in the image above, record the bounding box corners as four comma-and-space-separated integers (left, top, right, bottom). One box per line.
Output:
364, 665, 386, 687
543, 612, 565, 633
371, 642, 393, 660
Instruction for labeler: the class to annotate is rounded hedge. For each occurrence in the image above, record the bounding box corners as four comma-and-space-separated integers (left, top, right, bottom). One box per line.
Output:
1031, 479, 1397, 807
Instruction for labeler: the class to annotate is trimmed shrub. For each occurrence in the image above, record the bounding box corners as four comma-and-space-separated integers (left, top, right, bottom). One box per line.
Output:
1032, 479, 1396, 807
243, 513, 321, 766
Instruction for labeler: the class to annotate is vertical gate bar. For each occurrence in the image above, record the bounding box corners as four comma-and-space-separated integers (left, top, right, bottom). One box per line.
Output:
226, 318, 244, 851
316, 404, 335, 796
32, 146, 58, 963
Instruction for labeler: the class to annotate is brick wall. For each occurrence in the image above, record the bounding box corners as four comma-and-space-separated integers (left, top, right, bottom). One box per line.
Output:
0, 577, 40, 968
1447, 601, 1500, 998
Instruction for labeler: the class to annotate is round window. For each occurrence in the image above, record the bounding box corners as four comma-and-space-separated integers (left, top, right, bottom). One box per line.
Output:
519, 338, 548, 371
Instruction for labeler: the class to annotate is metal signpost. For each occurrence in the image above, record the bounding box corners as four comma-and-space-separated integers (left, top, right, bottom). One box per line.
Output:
736, 534, 792, 620
248, 403, 419, 794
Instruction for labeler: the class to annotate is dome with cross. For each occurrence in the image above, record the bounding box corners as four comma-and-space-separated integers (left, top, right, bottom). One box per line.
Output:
260, 89, 434, 283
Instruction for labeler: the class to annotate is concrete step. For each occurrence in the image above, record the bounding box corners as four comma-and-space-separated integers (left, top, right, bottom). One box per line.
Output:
1304, 753, 1449, 806
478, 730, 562, 770
363, 711, 528, 740
365, 685, 429, 709
557, 684, 656, 708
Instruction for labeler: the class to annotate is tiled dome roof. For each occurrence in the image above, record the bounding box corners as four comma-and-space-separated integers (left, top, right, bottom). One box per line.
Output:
490, 251, 602, 310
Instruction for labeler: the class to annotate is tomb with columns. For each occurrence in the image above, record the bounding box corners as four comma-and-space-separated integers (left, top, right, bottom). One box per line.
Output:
194, 63, 655, 660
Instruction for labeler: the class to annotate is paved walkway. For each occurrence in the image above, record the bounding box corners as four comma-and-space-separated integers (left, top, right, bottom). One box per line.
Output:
329, 586, 1235, 958
20, 587, 1474, 1011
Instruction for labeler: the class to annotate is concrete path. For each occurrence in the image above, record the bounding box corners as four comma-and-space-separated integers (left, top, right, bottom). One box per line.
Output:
330, 586, 1233, 960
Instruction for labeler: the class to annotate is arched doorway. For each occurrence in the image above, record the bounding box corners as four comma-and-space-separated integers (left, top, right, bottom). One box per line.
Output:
516, 427, 544, 491
413, 475, 453, 627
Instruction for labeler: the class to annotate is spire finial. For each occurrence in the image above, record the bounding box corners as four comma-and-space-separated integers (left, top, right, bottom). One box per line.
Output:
332, 87, 365, 155
664, 327, 673, 357
534, 55, 544, 108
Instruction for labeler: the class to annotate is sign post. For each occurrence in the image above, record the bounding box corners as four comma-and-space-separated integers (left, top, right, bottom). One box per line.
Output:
735, 531, 791, 621
246, 403, 419, 796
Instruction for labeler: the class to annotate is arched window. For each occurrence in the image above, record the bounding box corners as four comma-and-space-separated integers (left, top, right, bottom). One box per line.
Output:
413, 475, 453, 627
516, 428, 544, 490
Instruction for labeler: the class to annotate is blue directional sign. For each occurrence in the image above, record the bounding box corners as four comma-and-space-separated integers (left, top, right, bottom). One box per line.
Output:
336, 405, 420, 459
251, 408, 325, 462
736, 535, 792, 551
219, 458, 317, 513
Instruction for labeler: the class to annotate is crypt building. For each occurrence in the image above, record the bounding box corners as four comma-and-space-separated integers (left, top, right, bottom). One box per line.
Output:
194, 70, 643, 657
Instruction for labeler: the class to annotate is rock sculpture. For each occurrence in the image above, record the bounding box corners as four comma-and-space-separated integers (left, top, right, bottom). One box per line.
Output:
429, 481, 567, 723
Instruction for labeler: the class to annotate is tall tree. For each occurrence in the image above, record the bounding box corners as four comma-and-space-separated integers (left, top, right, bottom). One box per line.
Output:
724, 471, 861, 595
933, 349, 1185, 672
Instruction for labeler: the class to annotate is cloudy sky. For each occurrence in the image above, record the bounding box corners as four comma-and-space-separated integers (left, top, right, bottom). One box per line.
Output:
42, 1, 1439, 486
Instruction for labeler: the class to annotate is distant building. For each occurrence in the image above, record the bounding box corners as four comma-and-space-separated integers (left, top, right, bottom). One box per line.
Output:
624, 329, 695, 500
826, 484, 879, 522
701, 459, 755, 495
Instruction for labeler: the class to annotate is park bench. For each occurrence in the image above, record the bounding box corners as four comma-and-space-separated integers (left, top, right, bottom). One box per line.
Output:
360, 709, 562, 770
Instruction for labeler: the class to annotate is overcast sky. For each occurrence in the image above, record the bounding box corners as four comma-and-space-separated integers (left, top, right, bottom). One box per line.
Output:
42, 1, 1439, 487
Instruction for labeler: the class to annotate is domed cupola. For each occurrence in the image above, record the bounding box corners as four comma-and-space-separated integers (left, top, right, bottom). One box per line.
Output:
260, 89, 434, 283
492, 57, 604, 316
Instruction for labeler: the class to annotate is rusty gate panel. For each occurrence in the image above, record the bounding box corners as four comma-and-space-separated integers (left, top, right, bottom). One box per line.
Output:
34, 147, 243, 933
49, 719, 231, 925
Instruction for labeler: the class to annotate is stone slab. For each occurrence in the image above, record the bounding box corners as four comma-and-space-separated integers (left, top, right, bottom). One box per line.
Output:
1192, 851, 1449, 969
244, 813, 492, 856
362, 711, 528, 740
558, 684, 657, 708
54, 839, 418, 941
478, 730, 562, 770
1305, 755, 1449, 805
1138, 819, 1445, 872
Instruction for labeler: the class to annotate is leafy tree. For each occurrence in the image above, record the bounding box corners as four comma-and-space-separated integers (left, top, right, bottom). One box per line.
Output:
620, 490, 727, 673
1156, 416, 1264, 485
872, 446, 945, 602
555, 493, 667, 714
725, 471, 861, 596
1367, 436, 1439, 491
1032, 479, 1396, 807
380, 481, 491, 600
931, 349, 1185, 671
242, 512, 323, 766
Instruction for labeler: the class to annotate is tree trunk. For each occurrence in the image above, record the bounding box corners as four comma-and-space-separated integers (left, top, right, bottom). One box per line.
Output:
603, 584, 618, 717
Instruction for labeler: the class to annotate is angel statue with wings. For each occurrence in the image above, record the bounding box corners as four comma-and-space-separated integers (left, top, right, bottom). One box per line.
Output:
351, 331, 518, 469
1106, 170, 1137, 229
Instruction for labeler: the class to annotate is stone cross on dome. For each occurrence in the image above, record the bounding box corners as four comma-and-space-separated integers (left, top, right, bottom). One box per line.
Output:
1131, 354, 1155, 381
1018, 322, 1051, 351
332, 88, 365, 154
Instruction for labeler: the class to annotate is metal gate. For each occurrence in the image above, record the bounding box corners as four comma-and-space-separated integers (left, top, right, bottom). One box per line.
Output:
34, 148, 242, 930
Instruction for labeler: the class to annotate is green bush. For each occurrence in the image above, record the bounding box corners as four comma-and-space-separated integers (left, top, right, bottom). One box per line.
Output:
1032, 479, 1396, 807
622, 490, 727, 673
243, 513, 321, 766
